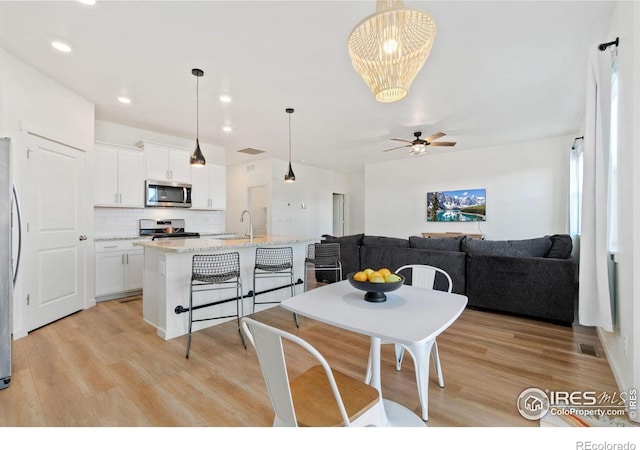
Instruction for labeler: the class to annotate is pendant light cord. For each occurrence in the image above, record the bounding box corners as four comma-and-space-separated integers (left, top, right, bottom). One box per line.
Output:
196, 75, 200, 140
288, 112, 292, 162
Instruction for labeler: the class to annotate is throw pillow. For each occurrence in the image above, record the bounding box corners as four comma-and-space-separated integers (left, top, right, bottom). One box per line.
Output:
361, 235, 409, 248
408, 236, 463, 252
544, 234, 573, 259
462, 236, 552, 257
321, 233, 364, 246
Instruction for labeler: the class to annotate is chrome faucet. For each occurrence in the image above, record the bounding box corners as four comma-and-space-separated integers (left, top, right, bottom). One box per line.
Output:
240, 210, 253, 240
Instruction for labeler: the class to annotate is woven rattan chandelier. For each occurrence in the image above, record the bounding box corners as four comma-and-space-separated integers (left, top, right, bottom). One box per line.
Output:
348, 0, 436, 103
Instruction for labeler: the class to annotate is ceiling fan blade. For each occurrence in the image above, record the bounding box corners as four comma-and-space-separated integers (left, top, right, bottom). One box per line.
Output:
429, 142, 456, 147
383, 144, 411, 152
390, 138, 413, 143
424, 132, 446, 142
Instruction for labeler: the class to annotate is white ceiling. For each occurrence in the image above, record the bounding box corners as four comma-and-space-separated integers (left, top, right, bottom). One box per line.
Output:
0, 1, 615, 172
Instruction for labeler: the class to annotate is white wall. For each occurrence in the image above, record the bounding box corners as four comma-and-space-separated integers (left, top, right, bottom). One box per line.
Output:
3, 52, 94, 150
347, 171, 366, 235
1, 49, 95, 338
226, 158, 353, 240
0, 48, 5, 136
364, 135, 572, 240
596, 0, 639, 415
95, 120, 225, 162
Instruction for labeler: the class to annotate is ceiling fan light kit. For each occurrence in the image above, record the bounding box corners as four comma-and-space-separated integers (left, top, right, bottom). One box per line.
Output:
190, 68, 206, 167
348, 0, 437, 103
383, 131, 456, 154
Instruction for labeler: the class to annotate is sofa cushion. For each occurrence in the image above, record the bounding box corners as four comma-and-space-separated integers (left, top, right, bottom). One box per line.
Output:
462, 236, 552, 257
544, 234, 573, 259
409, 235, 463, 252
360, 246, 466, 294
362, 235, 409, 248
322, 233, 364, 246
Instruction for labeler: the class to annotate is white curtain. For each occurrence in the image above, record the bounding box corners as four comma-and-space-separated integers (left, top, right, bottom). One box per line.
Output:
578, 47, 614, 332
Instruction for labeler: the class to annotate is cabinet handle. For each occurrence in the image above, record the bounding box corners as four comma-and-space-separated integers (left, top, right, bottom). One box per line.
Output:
104, 245, 117, 249
115, 193, 119, 204
122, 254, 125, 264
170, 170, 173, 180
126, 253, 129, 264
166, 170, 170, 180
119, 193, 122, 204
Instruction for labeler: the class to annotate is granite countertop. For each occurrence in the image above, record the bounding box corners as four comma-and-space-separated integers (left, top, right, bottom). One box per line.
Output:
95, 236, 150, 242
94, 233, 234, 242
133, 235, 315, 253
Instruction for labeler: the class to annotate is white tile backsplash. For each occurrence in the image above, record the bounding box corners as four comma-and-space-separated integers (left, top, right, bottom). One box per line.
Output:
94, 207, 226, 237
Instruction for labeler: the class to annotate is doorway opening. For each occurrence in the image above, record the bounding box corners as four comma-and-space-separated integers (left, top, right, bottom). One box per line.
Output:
248, 185, 268, 236
332, 193, 345, 237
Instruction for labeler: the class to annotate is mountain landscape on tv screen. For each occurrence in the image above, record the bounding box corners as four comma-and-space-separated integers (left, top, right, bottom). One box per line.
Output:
426, 189, 486, 222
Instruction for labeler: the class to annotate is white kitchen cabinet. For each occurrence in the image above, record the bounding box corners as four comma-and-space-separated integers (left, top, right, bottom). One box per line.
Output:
137, 140, 192, 184
95, 240, 144, 300
191, 162, 226, 210
94, 142, 144, 207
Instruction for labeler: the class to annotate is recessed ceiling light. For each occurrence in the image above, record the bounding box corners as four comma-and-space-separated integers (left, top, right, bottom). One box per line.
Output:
118, 96, 131, 104
219, 94, 232, 103
51, 41, 72, 53
77, 0, 96, 5
222, 125, 232, 133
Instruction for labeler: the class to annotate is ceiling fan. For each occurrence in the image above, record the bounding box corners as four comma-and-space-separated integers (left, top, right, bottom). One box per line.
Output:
383, 131, 456, 155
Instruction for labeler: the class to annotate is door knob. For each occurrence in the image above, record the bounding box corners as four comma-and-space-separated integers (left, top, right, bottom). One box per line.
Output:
79, 235, 87, 241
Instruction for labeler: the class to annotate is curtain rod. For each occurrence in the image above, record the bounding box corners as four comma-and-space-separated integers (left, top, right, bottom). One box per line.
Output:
599, 37, 619, 51
571, 136, 584, 150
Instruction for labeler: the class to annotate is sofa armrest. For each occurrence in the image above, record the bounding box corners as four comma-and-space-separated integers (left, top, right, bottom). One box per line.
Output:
466, 254, 575, 324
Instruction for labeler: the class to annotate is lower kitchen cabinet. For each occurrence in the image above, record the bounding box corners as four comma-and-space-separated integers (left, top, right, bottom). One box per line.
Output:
95, 240, 144, 300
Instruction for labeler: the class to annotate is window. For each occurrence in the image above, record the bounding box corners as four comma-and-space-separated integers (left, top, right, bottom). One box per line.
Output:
569, 140, 583, 237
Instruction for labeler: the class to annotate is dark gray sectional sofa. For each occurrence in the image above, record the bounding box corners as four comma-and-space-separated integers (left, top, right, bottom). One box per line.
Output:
320, 233, 576, 325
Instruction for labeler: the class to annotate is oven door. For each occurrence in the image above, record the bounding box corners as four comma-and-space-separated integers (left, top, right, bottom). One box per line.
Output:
145, 180, 192, 208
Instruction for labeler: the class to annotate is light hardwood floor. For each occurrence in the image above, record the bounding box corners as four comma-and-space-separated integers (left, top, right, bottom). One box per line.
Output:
0, 283, 620, 427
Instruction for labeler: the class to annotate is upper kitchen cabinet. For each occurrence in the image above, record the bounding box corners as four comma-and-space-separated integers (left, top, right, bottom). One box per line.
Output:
94, 141, 144, 208
191, 162, 227, 210
136, 140, 192, 184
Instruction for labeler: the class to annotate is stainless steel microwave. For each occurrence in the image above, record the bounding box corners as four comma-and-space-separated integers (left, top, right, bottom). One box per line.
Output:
145, 180, 192, 208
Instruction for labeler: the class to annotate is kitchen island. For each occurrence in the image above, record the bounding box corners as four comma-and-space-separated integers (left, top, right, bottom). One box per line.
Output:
135, 235, 315, 340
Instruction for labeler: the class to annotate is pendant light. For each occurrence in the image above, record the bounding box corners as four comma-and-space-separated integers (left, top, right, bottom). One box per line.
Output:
284, 108, 296, 182
348, 0, 437, 103
190, 68, 206, 167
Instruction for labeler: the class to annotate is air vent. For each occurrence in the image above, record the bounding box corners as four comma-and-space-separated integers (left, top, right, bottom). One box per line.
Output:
237, 147, 266, 155
577, 343, 600, 357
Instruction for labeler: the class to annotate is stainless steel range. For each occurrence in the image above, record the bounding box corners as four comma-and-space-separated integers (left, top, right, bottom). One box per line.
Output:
139, 219, 200, 240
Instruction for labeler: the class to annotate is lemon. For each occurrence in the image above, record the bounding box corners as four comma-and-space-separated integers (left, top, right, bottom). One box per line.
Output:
353, 271, 368, 282
369, 274, 385, 283
385, 273, 402, 283
368, 271, 382, 281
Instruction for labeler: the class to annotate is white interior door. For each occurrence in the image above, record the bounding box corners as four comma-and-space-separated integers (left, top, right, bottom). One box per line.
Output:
23, 134, 87, 332
332, 193, 345, 237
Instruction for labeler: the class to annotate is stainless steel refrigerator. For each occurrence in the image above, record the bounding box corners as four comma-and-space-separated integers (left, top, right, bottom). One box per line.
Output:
1, 137, 20, 390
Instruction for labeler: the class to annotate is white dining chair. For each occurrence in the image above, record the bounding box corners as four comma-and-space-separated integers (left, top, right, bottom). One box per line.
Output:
364, 264, 453, 420
241, 317, 385, 427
